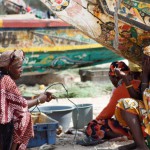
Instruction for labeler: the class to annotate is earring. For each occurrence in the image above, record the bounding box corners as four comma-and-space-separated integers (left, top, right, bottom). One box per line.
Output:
7, 70, 9, 75
7, 67, 11, 75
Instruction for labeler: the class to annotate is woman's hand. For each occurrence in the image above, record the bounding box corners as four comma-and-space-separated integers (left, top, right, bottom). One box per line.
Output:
27, 92, 55, 108
38, 92, 54, 104
114, 68, 132, 82
45, 92, 55, 102
114, 68, 126, 79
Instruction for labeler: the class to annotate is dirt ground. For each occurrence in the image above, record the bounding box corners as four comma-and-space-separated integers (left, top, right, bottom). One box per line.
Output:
27, 96, 133, 150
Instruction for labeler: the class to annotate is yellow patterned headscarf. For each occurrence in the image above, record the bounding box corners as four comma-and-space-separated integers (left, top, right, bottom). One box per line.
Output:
0, 50, 24, 68
128, 61, 142, 72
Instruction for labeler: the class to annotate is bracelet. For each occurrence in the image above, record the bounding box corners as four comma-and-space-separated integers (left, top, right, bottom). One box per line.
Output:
37, 98, 41, 105
126, 85, 133, 89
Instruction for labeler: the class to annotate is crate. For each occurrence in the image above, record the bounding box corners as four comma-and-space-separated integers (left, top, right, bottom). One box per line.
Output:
27, 112, 58, 148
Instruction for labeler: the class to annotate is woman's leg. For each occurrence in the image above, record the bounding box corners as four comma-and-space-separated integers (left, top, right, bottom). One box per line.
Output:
11, 143, 18, 150
120, 109, 149, 150
107, 119, 132, 139
0, 122, 14, 150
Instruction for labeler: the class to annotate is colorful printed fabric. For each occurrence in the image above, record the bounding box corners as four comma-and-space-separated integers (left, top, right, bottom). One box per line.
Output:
0, 50, 24, 68
0, 75, 33, 150
115, 88, 150, 136
109, 61, 130, 76
85, 119, 131, 140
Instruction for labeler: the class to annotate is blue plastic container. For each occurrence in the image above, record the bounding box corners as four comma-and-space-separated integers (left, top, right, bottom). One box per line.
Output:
27, 113, 58, 148
31, 105, 74, 132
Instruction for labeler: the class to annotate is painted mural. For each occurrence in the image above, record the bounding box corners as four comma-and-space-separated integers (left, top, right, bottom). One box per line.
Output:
40, 0, 150, 67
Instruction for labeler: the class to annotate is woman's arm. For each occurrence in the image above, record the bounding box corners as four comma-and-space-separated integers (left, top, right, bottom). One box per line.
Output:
4, 76, 54, 108
122, 75, 140, 99
141, 54, 150, 94
27, 98, 40, 108
96, 89, 120, 120
115, 69, 140, 99
27, 92, 54, 108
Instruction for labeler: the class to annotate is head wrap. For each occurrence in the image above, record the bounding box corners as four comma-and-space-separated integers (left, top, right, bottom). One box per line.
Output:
0, 50, 24, 68
109, 61, 130, 76
143, 45, 150, 56
128, 61, 142, 72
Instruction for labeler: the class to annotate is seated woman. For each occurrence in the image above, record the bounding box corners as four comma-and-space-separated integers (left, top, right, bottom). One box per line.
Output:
115, 48, 150, 150
78, 61, 141, 146
0, 50, 54, 150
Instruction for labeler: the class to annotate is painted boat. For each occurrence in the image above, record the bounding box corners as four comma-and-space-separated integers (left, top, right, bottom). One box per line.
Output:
0, 0, 123, 75
40, 0, 150, 67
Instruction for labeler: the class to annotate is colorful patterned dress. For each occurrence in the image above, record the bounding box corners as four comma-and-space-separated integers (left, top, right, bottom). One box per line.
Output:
115, 88, 150, 137
0, 75, 34, 150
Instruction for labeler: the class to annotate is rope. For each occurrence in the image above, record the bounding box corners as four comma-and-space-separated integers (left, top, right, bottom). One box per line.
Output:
30, 82, 79, 145
44, 82, 79, 144
113, 0, 122, 50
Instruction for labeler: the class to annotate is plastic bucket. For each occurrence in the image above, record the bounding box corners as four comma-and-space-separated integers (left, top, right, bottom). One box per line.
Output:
72, 103, 93, 129
30, 105, 74, 132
